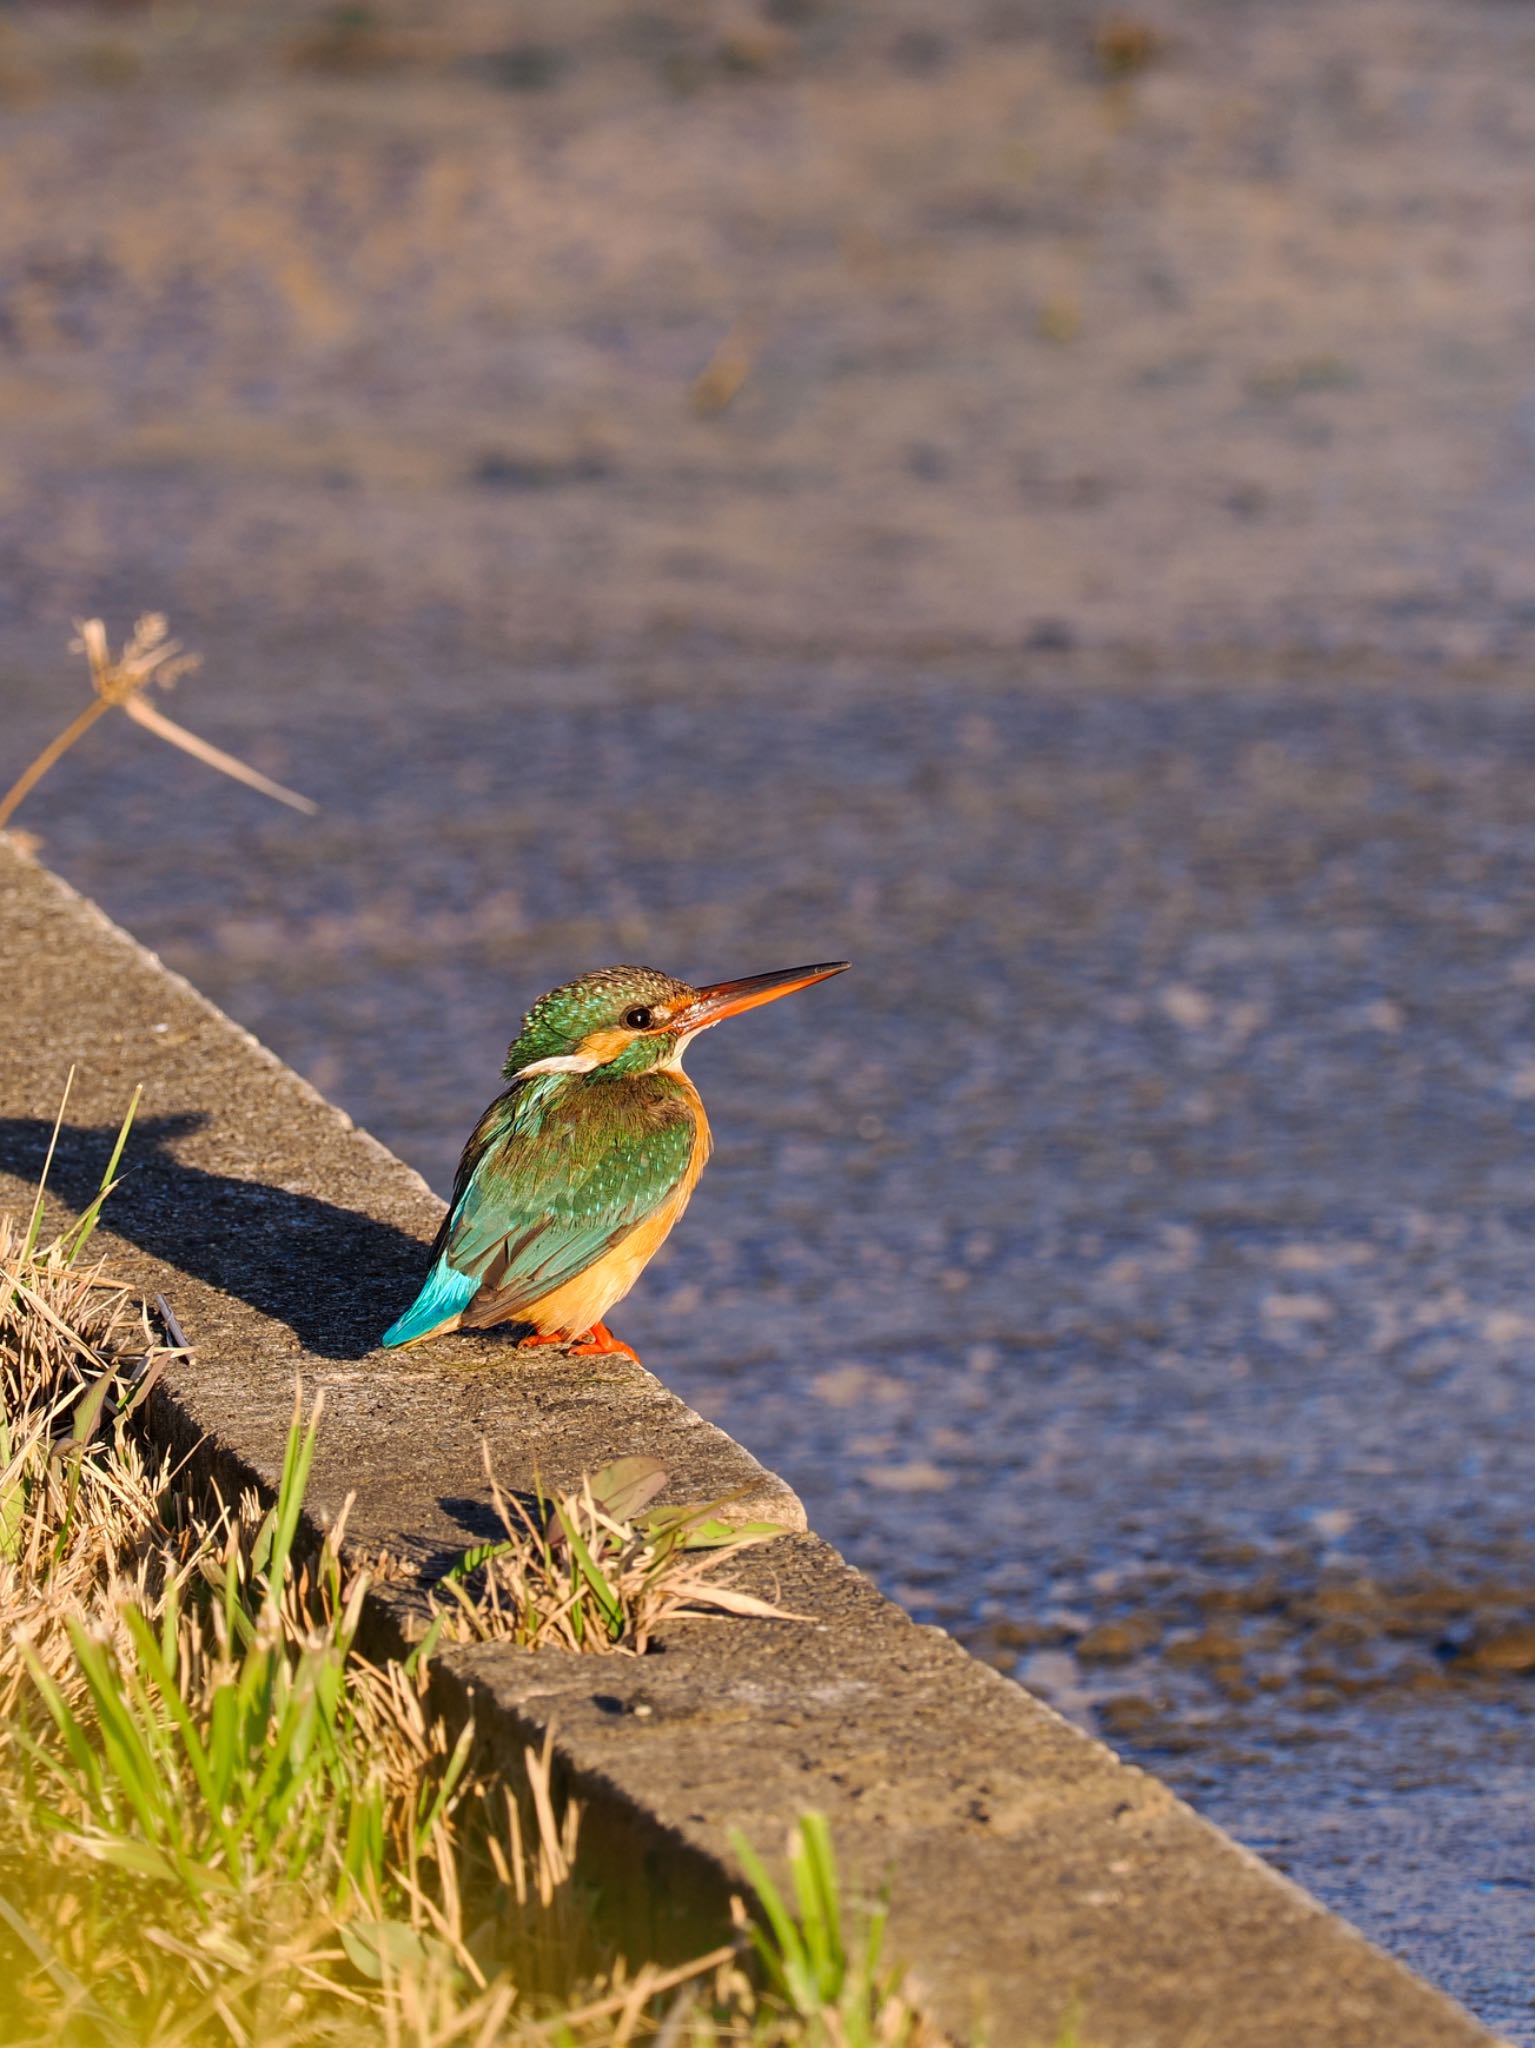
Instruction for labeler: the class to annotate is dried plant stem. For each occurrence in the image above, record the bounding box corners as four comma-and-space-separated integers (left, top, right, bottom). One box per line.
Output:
0, 613, 315, 833
0, 697, 110, 830
124, 692, 317, 813
538, 1948, 738, 2035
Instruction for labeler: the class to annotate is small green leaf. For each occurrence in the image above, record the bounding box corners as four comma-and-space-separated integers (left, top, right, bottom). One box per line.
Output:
647, 1511, 788, 1551
588, 1454, 670, 1524
68, 1833, 182, 1885
339, 1916, 440, 1982
69, 1370, 114, 1445
440, 1535, 517, 1588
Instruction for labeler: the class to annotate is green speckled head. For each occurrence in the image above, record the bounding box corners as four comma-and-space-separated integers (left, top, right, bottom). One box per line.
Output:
503, 960, 851, 1083
503, 966, 693, 1078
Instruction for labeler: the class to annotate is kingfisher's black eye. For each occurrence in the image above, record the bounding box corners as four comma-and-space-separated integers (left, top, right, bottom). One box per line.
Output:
623, 1005, 653, 1031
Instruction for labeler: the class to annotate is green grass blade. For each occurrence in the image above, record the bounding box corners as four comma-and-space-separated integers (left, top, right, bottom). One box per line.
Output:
17, 1647, 105, 1800
727, 1825, 810, 2002
410, 1716, 474, 1853
21, 1064, 73, 1261
555, 1503, 623, 1633
63, 1621, 173, 1845
60, 1083, 142, 1265
48, 1442, 86, 1571
121, 1607, 236, 1867
439, 1536, 517, 1588
401, 1611, 449, 1678
265, 1391, 322, 1598
793, 1812, 845, 1997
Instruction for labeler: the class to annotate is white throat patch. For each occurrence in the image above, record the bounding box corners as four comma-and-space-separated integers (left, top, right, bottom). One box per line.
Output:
659, 1031, 700, 1071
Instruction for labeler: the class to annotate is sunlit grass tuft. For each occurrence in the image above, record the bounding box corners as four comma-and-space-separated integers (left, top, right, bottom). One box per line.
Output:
725, 1814, 933, 2048
428, 1449, 803, 1656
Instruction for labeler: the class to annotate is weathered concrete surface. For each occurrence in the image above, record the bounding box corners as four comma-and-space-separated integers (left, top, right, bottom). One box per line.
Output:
0, 835, 1500, 2047
0, 837, 802, 1546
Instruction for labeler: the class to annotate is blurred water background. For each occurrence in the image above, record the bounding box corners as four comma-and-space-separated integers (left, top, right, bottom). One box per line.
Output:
5, 1, 1535, 2033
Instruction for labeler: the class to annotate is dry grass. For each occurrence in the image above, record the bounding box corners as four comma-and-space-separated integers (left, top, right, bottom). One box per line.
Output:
0, 1079, 179, 1731
0, 1094, 940, 2047
427, 1450, 803, 1657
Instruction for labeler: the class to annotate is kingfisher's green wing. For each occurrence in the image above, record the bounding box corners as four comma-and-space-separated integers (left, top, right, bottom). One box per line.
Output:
381, 1074, 698, 1345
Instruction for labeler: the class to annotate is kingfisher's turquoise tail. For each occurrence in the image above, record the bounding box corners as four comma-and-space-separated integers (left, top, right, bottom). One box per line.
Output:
381, 1258, 478, 1348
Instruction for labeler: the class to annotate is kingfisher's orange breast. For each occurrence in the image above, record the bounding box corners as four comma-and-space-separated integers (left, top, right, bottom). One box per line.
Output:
520, 1081, 712, 1337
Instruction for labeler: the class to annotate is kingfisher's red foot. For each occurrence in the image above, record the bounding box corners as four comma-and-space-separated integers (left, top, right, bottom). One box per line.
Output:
568, 1320, 640, 1361
514, 1321, 639, 1361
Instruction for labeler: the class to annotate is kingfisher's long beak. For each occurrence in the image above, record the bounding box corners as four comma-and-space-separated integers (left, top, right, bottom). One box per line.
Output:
673, 961, 849, 1034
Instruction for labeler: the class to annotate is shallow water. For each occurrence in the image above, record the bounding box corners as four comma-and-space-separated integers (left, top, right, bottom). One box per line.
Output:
13, 659, 1535, 2038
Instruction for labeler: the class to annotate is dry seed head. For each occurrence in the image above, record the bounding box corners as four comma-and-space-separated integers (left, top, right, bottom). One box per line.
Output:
71, 612, 202, 705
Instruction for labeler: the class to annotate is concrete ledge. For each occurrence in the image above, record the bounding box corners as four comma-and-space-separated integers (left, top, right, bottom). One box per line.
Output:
0, 836, 1500, 2047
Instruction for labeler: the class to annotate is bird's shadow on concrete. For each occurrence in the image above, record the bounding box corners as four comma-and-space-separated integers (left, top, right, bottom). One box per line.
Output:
437, 1493, 511, 1547
0, 1113, 435, 1362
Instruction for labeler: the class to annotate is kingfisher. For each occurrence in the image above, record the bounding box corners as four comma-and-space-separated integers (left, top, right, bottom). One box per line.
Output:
381, 960, 849, 1354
